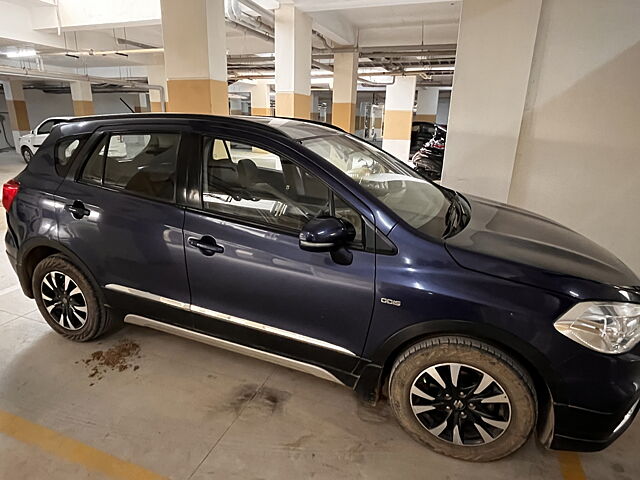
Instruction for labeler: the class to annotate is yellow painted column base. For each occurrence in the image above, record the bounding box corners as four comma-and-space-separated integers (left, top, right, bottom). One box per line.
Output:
414, 114, 437, 123
382, 110, 414, 141
275, 92, 311, 119
332, 102, 356, 132
7, 100, 30, 131
167, 79, 229, 115
251, 107, 272, 116
73, 101, 95, 116
150, 102, 163, 112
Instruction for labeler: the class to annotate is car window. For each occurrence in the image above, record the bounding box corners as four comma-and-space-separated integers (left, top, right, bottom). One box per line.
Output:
302, 134, 449, 237
37, 120, 56, 135
55, 137, 82, 176
80, 133, 180, 202
202, 137, 363, 240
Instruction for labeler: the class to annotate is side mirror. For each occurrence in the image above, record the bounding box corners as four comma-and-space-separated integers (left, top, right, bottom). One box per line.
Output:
299, 216, 355, 253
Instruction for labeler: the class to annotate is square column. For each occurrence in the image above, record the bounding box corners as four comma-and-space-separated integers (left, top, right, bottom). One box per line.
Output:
70, 81, 95, 116
135, 93, 149, 113
160, 0, 229, 114
275, 3, 312, 119
1, 80, 31, 152
147, 63, 167, 112
415, 88, 439, 123
332, 51, 358, 132
251, 80, 272, 116
382, 75, 417, 162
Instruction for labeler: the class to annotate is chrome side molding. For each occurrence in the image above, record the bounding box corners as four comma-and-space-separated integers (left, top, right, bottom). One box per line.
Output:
124, 314, 343, 385
106, 283, 356, 357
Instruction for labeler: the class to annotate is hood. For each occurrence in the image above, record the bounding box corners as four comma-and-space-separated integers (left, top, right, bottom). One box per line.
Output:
445, 195, 640, 300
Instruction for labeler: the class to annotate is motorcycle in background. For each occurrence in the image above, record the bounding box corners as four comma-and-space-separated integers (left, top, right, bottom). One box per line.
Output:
411, 124, 446, 181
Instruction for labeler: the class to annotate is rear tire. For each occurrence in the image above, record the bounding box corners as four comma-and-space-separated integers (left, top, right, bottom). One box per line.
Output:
388, 336, 536, 462
21, 147, 33, 163
32, 255, 114, 341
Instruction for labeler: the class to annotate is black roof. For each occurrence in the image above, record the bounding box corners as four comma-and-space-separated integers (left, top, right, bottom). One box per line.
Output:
63, 113, 345, 140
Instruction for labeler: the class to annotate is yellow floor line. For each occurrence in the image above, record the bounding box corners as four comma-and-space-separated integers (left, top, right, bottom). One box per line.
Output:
557, 452, 587, 480
0, 409, 167, 480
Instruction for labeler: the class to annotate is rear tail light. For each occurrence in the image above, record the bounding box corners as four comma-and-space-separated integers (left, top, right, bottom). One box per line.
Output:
2, 179, 20, 211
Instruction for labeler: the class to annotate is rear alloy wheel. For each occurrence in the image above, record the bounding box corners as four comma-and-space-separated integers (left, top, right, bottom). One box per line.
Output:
389, 336, 536, 461
40, 271, 88, 330
33, 255, 115, 341
21, 147, 33, 163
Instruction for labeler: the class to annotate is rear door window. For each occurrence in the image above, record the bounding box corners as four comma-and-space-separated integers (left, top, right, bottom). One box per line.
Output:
55, 136, 85, 176
79, 132, 181, 202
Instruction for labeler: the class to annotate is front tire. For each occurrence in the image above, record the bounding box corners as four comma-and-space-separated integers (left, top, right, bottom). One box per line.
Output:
21, 147, 33, 163
33, 255, 114, 341
388, 336, 536, 462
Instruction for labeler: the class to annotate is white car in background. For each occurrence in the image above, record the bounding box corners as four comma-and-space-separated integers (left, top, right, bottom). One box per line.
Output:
18, 117, 73, 163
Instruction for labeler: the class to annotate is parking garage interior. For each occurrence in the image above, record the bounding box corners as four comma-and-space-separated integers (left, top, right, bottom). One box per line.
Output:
0, 0, 639, 479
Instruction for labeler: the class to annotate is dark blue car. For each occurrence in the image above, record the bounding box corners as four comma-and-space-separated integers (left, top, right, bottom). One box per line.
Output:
3, 114, 639, 461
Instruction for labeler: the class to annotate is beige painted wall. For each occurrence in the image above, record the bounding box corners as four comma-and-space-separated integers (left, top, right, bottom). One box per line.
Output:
508, 0, 640, 274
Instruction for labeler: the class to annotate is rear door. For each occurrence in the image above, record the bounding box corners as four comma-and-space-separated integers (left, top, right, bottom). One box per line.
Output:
183, 132, 376, 370
56, 125, 192, 327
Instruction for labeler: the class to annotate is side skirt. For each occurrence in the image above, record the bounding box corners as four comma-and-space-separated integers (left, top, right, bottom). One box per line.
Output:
124, 314, 345, 385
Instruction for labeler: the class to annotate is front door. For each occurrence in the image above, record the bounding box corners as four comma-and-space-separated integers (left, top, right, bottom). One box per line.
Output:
184, 135, 375, 370
56, 127, 191, 326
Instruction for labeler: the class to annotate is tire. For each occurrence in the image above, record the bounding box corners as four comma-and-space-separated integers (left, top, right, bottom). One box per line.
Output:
388, 336, 536, 462
32, 255, 114, 341
21, 147, 33, 163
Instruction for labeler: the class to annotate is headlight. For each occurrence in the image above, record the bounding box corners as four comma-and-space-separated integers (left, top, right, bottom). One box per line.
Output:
554, 302, 640, 354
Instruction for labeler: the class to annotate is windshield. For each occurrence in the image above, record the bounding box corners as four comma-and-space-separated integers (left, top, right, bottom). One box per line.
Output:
301, 134, 453, 236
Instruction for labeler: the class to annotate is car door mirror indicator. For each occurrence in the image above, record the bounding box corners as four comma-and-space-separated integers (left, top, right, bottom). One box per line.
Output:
299, 216, 356, 265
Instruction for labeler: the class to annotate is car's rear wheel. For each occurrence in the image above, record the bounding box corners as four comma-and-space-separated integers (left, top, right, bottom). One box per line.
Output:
32, 255, 114, 341
388, 336, 536, 461
21, 147, 33, 163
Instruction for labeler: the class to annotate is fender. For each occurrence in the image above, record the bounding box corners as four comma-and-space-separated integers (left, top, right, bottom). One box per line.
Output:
17, 237, 101, 298
354, 319, 562, 406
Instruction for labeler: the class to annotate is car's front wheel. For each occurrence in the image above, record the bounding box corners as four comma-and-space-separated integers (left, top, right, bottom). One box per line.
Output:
388, 336, 536, 461
21, 147, 33, 163
32, 255, 114, 341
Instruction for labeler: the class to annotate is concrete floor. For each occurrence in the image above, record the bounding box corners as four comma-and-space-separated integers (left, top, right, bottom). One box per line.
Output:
0, 150, 637, 480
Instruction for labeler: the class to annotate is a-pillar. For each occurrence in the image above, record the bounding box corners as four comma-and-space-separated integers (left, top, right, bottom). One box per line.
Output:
414, 88, 438, 123
251, 80, 272, 116
382, 76, 417, 162
275, 2, 312, 119
160, 0, 229, 114
332, 51, 358, 132
70, 81, 94, 116
1, 80, 30, 153
147, 63, 167, 112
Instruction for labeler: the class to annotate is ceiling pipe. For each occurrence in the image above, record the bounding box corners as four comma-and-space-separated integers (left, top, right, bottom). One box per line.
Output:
236, 0, 274, 23
0, 65, 166, 112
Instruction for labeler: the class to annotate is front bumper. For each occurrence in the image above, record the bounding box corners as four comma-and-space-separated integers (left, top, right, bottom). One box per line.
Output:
550, 397, 640, 451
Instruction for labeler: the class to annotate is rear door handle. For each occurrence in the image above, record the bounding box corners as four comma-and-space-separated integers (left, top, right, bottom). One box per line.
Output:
188, 235, 224, 256
65, 200, 90, 219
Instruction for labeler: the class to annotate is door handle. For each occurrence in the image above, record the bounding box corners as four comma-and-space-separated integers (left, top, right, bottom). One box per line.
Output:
65, 200, 90, 219
188, 236, 224, 256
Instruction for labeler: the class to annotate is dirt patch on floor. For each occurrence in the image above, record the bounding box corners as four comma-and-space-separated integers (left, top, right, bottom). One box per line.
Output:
77, 339, 142, 384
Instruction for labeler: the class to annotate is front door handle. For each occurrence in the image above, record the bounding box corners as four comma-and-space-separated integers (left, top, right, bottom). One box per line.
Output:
188, 235, 224, 256
65, 200, 90, 219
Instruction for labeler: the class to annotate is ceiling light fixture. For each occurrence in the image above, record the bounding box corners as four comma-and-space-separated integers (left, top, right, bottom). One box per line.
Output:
5, 48, 37, 58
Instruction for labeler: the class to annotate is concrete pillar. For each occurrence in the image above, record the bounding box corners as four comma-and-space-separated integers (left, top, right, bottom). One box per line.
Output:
382, 75, 417, 162
160, 0, 229, 114
1, 80, 30, 152
250, 80, 272, 116
229, 97, 243, 115
275, 2, 312, 119
440, 0, 542, 202
134, 93, 149, 113
70, 81, 95, 116
414, 88, 438, 123
147, 63, 167, 112
332, 51, 358, 132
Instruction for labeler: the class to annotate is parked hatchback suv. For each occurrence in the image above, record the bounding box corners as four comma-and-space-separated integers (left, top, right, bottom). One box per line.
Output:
3, 114, 639, 461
